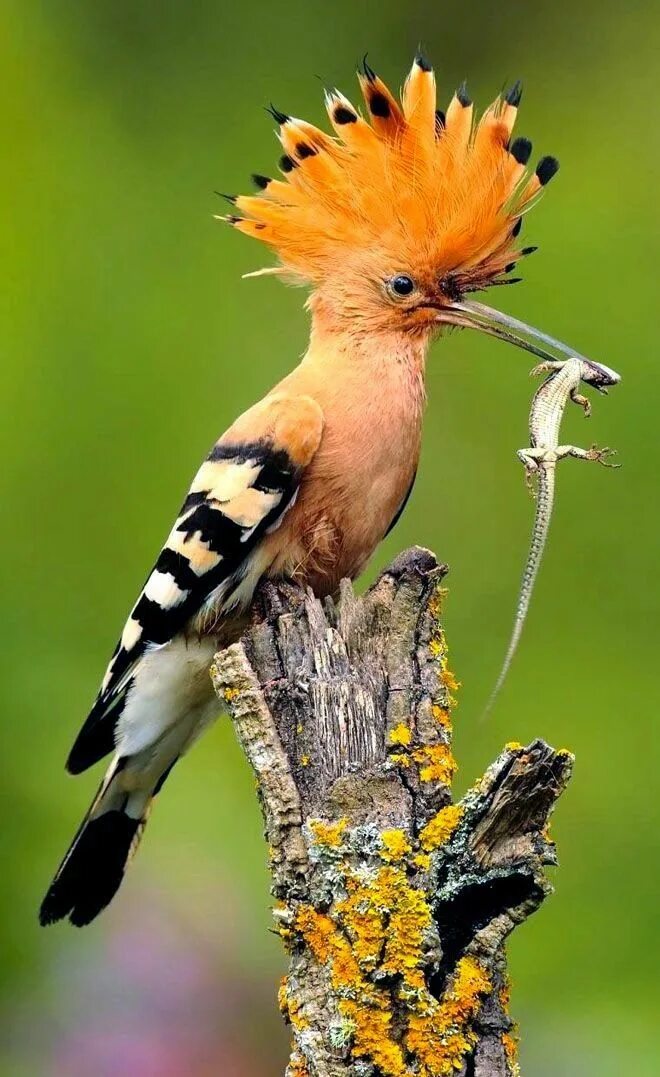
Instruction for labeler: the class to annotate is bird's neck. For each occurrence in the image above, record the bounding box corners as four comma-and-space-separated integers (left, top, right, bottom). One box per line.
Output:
301, 303, 430, 422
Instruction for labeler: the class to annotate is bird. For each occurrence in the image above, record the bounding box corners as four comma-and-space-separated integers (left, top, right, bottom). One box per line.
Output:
41, 53, 586, 927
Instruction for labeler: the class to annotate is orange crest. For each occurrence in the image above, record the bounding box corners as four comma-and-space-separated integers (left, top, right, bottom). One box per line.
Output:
223, 55, 558, 298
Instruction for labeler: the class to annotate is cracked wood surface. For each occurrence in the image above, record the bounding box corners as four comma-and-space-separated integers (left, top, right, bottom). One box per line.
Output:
211, 547, 573, 1077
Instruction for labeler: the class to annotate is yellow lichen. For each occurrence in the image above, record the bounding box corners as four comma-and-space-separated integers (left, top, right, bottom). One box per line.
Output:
300, 753, 310, 767
341, 999, 407, 1076
440, 668, 460, 692
502, 1030, 520, 1075
288, 995, 309, 1032
273, 902, 294, 946
223, 686, 239, 702
431, 704, 452, 731
379, 873, 431, 989
295, 902, 407, 1073
279, 979, 310, 1032
405, 957, 492, 1075
296, 864, 438, 1075
336, 890, 384, 971
293, 813, 491, 1077
388, 723, 412, 747
505, 740, 523, 752
499, 976, 520, 1075
337, 866, 431, 989
414, 744, 458, 785
413, 852, 431, 871
288, 1050, 310, 1077
419, 804, 464, 851
295, 906, 361, 985
278, 975, 289, 1016
428, 584, 448, 621
389, 752, 411, 768
308, 817, 347, 848
426, 586, 461, 712
380, 828, 412, 862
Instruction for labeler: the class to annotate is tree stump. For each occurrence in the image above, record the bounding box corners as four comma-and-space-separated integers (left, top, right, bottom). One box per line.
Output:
211, 547, 573, 1077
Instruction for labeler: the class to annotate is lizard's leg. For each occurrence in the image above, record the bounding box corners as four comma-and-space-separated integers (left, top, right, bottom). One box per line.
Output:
556, 444, 620, 467
569, 386, 592, 417
517, 447, 545, 495
530, 360, 565, 378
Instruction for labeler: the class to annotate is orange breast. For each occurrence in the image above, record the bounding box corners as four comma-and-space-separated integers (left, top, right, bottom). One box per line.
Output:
264, 333, 427, 595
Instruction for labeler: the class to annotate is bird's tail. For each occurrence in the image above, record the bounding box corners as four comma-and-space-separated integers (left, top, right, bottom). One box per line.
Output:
39, 753, 173, 927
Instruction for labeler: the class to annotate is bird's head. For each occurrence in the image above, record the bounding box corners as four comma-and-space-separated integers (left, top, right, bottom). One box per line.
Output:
222, 55, 593, 366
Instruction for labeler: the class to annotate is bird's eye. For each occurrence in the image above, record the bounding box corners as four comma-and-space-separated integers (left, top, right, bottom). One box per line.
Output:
386, 274, 416, 299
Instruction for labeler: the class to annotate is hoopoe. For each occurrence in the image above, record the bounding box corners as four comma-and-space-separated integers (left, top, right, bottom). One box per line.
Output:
42, 54, 589, 927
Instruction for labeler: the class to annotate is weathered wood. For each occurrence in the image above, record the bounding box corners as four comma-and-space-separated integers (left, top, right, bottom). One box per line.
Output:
211, 547, 573, 1077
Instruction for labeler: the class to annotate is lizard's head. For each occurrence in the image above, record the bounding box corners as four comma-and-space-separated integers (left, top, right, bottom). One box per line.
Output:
222, 54, 607, 369
579, 360, 621, 393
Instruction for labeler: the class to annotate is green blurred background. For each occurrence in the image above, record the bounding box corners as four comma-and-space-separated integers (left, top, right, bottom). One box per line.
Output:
1, 1, 658, 1073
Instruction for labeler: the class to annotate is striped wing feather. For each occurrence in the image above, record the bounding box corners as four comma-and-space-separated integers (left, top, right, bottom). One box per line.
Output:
66, 393, 323, 774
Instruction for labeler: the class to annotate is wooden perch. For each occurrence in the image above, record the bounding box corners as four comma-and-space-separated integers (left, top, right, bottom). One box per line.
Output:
211, 547, 573, 1077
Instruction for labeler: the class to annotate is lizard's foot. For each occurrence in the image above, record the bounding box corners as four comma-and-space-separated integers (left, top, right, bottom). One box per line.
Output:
525, 468, 538, 496
586, 445, 621, 468
570, 387, 591, 417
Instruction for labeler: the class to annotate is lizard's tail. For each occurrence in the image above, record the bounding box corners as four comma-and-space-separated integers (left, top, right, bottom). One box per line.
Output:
484, 465, 556, 718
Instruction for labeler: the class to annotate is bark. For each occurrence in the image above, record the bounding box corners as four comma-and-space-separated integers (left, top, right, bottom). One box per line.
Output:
211, 547, 573, 1077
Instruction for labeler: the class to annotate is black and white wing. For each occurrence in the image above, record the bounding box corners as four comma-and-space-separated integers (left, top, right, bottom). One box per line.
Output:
66, 393, 323, 774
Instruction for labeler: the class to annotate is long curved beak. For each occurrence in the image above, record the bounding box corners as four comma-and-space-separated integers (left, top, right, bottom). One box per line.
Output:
438, 298, 621, 384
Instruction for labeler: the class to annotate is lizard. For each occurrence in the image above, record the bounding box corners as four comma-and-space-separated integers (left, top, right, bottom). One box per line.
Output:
486, 356, 621, 713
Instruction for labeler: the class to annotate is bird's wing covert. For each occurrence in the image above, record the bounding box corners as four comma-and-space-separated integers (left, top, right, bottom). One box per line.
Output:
66, 393, 324, 774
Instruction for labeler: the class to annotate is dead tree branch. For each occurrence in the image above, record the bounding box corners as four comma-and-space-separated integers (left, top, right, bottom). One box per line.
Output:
211, 547, 573, 1077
